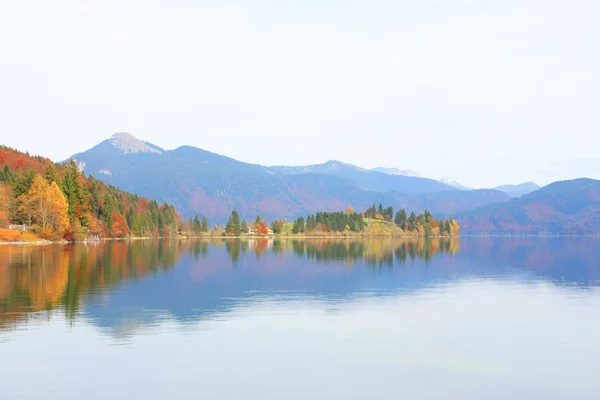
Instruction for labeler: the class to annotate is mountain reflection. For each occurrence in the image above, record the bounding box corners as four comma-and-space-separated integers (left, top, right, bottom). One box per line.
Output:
1, 237, 599, 336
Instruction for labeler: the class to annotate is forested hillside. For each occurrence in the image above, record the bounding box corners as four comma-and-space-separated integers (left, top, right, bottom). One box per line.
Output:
457, 178, 600, 234
0, 146, 179, 240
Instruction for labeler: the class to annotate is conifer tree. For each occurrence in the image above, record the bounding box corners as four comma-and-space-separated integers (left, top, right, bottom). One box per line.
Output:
193, 215, 201, 234
395, 209, 407, 229
103, 193, 114, 236
44, 164, 60, 184
226, 210, 241, 235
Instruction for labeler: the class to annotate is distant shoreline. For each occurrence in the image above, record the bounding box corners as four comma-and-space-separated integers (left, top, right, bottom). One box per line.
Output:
0, 232, 460, 245
4, 232, 599, 246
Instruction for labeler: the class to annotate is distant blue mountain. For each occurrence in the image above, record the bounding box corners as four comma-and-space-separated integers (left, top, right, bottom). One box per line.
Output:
459, 178, 600, 234
69, 133, 510, 223
493, 182, 541, 198
270, 160, 454, 194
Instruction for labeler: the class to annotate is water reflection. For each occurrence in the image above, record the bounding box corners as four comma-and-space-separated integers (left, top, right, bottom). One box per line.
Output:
1, 237, 599, 336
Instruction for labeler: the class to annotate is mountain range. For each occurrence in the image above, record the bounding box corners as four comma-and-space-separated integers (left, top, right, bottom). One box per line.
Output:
458, 178, 600, 235
68, 133, 600, 233
70, 133, 513, 223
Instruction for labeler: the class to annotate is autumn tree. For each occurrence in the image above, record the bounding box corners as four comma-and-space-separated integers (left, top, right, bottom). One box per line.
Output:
256, 222, 268, 235
0, 183, 12, 227
0, 183, 12, 213
449, 218, 461, 236
18, 175, 69, 237
112, 211, 129, 237
11, 169, 36, 224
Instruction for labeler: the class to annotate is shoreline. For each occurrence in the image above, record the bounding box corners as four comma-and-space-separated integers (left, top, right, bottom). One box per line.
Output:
4, 233, 599, 246
0, 233, 458, 245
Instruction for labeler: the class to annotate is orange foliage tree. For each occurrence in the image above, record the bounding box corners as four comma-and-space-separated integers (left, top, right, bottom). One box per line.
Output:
112, 212, 130, 237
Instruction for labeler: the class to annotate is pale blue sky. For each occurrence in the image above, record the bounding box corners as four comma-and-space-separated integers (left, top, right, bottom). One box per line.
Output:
0, 0, 598, 188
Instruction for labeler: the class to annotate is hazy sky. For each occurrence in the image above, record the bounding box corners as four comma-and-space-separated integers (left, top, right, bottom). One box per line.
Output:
1, 0, 598, 188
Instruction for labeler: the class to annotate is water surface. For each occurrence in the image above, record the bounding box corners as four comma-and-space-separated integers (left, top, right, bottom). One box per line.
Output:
1, 237, 599, 399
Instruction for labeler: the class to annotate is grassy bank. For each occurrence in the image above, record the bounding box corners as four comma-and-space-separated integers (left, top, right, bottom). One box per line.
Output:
0, 229, 50, 244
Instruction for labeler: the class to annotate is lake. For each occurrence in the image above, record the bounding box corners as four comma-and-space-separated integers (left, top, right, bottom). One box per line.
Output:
1, 237, 600, 399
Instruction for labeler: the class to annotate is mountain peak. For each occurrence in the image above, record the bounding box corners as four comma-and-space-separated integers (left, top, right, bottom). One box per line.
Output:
371, 167, 421, 177
109, 132, 163, 154
322, 160, 367, 171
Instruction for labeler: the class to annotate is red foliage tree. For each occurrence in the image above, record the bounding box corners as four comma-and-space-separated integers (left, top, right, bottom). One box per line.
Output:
256, 222, 268, 235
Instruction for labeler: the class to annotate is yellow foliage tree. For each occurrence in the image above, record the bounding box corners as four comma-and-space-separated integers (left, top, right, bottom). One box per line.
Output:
0, 183, 12, 226
0, 183, 11, 211
345, 206, 355, 215
370, 223, 382, 235
18, 175, 69, 237
449, 218, 461, 236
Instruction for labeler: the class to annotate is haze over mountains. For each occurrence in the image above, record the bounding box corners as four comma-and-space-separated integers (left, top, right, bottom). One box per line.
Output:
492, 182, 541, 198
68, 133, 600, 233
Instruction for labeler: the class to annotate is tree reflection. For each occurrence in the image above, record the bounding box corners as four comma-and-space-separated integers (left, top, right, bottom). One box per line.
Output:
1, 238, 461, 330
0, 241, 180, 329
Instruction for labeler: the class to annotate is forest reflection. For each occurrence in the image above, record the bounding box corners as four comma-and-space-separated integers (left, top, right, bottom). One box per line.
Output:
219, 238, 460, 266
1, 238, 458, 330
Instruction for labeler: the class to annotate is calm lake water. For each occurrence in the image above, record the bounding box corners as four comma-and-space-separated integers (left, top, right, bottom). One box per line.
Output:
1, 237, 600, 399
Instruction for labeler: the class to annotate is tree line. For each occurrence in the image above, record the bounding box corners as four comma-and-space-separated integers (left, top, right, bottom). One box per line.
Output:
220, 205, 459, 237
0, 146, 180, 240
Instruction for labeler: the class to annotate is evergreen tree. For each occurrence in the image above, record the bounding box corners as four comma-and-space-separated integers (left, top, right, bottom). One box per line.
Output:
384, 206, 394, 221
292, 217, 306, 234
89, 181, 101, 216
61, 159, 89, 227
11, 169, 36, 224
201, 216, 209, 232
226, 210, 241, 235
395, 209, 407, 229
193, 215, 201, 234
44, 165, 60, 184
103, 193, 114, 236
0, 165, 12, 183
271, 220, 283, 234
408, 212, 418, 231
241, 218, 249, 234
